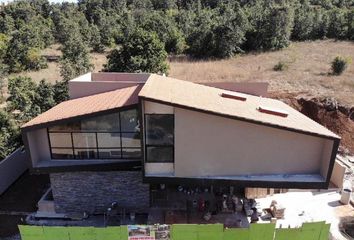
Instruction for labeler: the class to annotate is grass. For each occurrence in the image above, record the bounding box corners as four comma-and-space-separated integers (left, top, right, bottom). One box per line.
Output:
3, 40, 354, 106
169, 40, 354, 106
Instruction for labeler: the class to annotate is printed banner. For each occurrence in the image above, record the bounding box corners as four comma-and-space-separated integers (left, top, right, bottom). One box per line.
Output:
128, 225, 170, 240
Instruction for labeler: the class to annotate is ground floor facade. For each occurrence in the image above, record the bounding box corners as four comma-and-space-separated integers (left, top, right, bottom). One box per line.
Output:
49, 170, 249, 217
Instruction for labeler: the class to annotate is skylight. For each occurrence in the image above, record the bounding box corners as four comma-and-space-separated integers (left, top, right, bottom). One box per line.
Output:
221, 92, 247, 101
258, 106, 288, 117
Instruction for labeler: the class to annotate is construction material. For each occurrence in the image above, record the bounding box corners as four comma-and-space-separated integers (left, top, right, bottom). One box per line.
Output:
269, 201, 285, 219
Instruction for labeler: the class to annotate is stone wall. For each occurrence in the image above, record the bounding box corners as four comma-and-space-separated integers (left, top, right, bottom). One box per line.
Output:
50, 171, 150, 214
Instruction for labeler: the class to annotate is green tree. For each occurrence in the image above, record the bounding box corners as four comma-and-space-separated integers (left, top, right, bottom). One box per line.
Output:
35, 79, 55, 112
7, 76, 40, 120
0, 110, 20, 159
327, 8, 349, 39
245, 2, 294, 51
53, 80, 69, 103
140, 11, 187, 54
60, 32, 93, 81
104, 29, 169, 73
0, 34, 9, 59
90, 24, 105, 53
0, 62, 8, 102
292, 1, 314, 40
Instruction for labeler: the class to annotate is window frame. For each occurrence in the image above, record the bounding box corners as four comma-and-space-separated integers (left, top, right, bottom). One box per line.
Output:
47, 109, 142, 160
144, 114, 175, 163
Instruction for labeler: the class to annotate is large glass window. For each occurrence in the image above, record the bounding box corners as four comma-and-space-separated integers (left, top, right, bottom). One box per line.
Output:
145, 114, 174, 163
48, 108, 141, 160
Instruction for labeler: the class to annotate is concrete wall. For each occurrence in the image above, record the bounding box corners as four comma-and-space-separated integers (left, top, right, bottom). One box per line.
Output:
50, 171, 149, 214
330, 160, 346, 188
0, 148, 29, 194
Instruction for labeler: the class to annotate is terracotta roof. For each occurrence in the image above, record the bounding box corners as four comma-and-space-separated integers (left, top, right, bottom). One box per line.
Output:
22, 85, 141, 130
139, 74, 340, 139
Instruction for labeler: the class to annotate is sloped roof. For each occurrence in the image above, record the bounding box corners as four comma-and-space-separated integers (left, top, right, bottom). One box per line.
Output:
139, 74, 340, 139
22, 85, 141, 130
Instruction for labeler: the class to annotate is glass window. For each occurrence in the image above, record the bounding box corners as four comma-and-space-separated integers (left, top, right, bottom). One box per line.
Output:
146, 147, 173, 163
74, 149, 98, 159
145, 114, 174, 163
145, 115, 174, 145
49, 133, 72, 148
73, 133, 96, 148
48, 108, 141, 160
121, 109, 139, 132
122, 133, 141, 148
99, 149, 121, 159
97, 133, 121, 148
51, 148, 74, 159
81, 113, 120, 131
48, 122, 80, 132
122, 148, 141, 159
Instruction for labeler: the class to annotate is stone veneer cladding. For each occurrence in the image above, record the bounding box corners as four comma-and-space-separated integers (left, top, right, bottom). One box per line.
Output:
50, 171, 149, 214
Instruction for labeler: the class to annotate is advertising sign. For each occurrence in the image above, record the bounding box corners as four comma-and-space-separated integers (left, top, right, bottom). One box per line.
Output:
128, 225, 170, 240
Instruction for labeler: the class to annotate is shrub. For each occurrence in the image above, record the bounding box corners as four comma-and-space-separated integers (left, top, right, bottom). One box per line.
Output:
331, 56, 350, 75
273, 61, 289, 71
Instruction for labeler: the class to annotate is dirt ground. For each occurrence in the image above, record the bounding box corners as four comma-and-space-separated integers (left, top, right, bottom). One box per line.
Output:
0, 172, 50, 238
169, 40, 354, 106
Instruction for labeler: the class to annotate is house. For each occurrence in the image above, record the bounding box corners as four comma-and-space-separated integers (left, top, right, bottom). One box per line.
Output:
21, 72, 340, 215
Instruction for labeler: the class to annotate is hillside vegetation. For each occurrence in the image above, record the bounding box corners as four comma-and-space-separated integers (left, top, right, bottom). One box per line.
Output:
1, 0, 354, 158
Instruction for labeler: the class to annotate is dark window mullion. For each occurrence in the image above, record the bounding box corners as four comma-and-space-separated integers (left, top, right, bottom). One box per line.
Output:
70, 132, 75, 159
119, 112, 123, 158
95, 132, 99, 159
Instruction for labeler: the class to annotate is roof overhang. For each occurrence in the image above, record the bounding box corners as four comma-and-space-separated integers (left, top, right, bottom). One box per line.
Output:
21, 85, 142, 132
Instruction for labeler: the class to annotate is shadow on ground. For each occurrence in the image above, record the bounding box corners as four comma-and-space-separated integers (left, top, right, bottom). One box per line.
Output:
0, 171, 49, 237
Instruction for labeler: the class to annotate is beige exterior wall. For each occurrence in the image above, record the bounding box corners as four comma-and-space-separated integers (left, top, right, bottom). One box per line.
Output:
144, 101, 174, 114
69, 72, 149, 99
145, 163, 174, 175
69, 81, 141, 99
26, 128, 51, 166
142, 100, 334, 180
174, 108, 330, 177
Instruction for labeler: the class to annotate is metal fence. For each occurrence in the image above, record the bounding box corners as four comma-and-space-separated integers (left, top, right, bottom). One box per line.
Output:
19, 221, 330, 240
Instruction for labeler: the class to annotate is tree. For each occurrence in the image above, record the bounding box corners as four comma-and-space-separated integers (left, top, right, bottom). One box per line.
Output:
7, 76, 40, 120
60, 32, 93, 81
139, 11, 187, 54
186, 3, 248, 58
245, 2, 294, 51
53, 80, 69, 103
0, 110, 20, 159
0, 62, 8, 102
90, 24, 105, 53
0, 34, 9, 59
35, 79, 55, 112
104, 29, 169, 73
327, 8, 349, 39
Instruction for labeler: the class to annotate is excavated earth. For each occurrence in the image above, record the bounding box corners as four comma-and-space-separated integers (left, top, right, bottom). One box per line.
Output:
271, 92, 354, 155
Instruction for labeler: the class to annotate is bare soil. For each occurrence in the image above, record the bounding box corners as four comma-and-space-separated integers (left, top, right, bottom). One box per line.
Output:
272, 92, 354, 154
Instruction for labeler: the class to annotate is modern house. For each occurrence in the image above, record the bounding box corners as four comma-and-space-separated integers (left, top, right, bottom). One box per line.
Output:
21, 73, 340, 215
